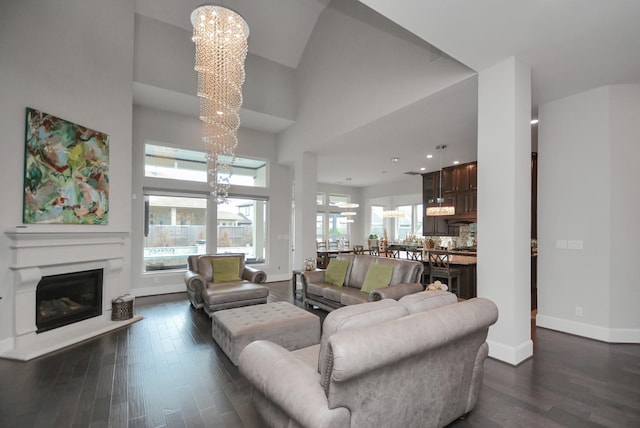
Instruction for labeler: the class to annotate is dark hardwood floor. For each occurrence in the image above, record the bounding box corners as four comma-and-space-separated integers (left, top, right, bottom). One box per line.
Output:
1, 281, 638, 428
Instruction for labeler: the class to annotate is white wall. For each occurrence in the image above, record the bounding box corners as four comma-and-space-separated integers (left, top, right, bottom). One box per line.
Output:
0, 0, 134, 346
609, 85, 640, 332
537, 85, 640, 342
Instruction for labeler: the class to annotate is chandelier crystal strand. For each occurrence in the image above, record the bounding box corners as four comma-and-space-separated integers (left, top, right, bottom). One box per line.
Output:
191, 5, 249, 203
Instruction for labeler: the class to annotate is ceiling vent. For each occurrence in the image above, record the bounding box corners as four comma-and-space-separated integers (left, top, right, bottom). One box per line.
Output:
403, 171, 421, 175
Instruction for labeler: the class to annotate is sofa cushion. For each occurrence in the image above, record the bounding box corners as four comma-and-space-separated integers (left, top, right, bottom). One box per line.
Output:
374, 256, 422, 285
325, 259, 349, 287
342, 254, 374, 289
322, 284, 345, 303
305, 281, 326, 297
361, 263, 393, 293
212, 257, 241, 282
399, 290, 458, 314
340, 290, 369, 306
318, 299, 408, 385
321, 285, 367, 306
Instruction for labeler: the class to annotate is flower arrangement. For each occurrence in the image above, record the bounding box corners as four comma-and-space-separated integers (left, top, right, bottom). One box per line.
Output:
304, 258, 316, 271
426, 280, 448, 291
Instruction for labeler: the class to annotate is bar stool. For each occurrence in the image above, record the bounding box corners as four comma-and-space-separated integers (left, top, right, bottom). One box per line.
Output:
427, 250, 462, 296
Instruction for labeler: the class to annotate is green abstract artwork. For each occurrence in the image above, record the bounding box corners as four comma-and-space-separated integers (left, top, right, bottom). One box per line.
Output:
23, 108, 109, 224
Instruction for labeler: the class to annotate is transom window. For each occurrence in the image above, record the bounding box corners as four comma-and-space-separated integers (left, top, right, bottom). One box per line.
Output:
145, 143, 267, 187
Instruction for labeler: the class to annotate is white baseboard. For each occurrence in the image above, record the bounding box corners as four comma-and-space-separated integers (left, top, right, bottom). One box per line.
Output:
266, 273, 290, 282
487, 338, 533, 366
132, 283, 185, 297
536, 314, 640, 343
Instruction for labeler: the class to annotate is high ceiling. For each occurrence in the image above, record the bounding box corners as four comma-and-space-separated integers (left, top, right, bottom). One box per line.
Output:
134, 0, 640, 187
136, 0, 330, 69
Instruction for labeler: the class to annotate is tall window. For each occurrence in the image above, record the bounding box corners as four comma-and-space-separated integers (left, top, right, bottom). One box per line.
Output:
316, 212, 324, 242
316, 192, 352, 244
370, 205, 384, 237
413, 203, 424, 236
142, 143, 269, 272
393, 204, 424, 240
217, 197, 267, 263
144, 194, 207, 272
329, 212, 348, 243
396, 205, 413, 239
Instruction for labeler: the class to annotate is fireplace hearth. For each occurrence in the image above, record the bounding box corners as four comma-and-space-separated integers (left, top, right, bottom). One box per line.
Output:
36, 269, 103, 333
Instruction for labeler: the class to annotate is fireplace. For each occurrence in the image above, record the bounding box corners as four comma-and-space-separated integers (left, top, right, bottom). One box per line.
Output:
3, 230, 136, 361
36, 269, 103, 333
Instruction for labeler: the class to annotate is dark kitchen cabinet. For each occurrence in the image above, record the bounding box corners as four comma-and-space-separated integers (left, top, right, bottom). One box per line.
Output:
422, 172, 456, 236
437, 162, 478, 219
443, 162, 476, 194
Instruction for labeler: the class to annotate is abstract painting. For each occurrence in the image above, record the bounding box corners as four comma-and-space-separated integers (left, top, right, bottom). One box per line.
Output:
23, 107, 109, 224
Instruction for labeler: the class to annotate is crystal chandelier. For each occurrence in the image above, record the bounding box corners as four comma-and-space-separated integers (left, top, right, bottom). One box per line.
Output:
426, 144, 455, 216
191, 5, 249, 203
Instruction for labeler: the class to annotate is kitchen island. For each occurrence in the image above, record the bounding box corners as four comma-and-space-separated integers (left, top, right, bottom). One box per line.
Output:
422, 249, 477, 299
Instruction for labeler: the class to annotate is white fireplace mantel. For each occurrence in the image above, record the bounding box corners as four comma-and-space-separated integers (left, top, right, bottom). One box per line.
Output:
2, 228, 139, 361
6, 229, 129, 269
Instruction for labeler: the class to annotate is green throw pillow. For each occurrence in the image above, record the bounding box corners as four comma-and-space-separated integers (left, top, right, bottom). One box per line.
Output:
212, 257, 241, 282
361, 263, 394, 293
324, 259, 349, 287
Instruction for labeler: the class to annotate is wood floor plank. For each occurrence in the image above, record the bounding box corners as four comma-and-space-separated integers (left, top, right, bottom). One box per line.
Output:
1, 282, 638, 427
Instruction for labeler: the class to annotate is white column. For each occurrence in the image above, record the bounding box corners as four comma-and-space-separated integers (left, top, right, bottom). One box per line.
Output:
477, 57, 532, 365
293, 152, 318, 270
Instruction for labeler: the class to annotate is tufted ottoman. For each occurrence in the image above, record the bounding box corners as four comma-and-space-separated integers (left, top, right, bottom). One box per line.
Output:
211, 301, 320, 365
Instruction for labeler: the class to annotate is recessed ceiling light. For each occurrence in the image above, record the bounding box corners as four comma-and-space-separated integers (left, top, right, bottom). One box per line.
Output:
426, 154, 433, 159
453, 161, 460, 165
531, 119, 539, 124
391, 157, 399, 163
420, 167, 426, 171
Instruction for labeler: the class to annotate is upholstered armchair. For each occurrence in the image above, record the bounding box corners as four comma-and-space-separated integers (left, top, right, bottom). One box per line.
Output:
184, 253, 268, 316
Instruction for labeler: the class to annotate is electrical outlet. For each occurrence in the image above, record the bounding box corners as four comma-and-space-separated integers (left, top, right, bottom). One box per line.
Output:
575, 306, 583, 317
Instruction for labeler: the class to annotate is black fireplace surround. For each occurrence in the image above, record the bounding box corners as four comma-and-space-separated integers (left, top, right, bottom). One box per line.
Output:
36, 269, 104, 333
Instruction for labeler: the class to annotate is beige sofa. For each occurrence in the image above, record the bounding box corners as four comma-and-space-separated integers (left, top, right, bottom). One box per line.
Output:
239, 291, 498, 428
301, 254, 424, 311
184, 254, 268, 316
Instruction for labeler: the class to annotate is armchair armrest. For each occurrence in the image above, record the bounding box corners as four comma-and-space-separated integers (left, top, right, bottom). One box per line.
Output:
238, 341, 349, 428
184, 271, 206, 297
369, 282, 424, 301
301, 270, 326, 285
242, 265, 267, 283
